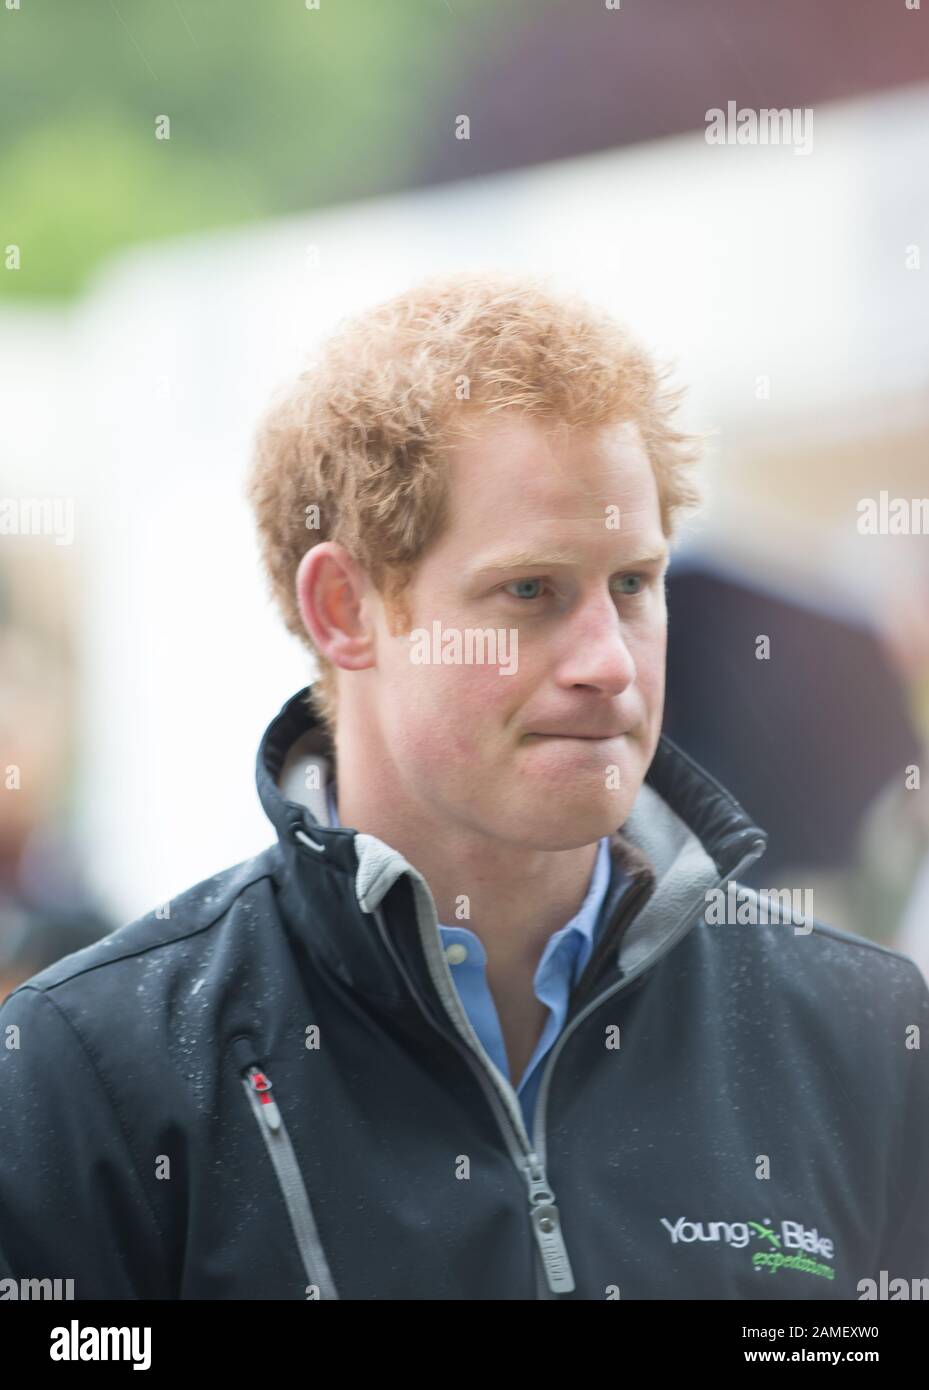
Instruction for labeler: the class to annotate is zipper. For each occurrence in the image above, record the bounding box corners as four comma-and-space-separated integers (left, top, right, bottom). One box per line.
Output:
232, 1036, 340, 1300
245, 1065, 282, 1130
370, 896, 576, 1295
524, 1153, 575, 1293
374, 839, 767, 1297
372, 880, 650, 1296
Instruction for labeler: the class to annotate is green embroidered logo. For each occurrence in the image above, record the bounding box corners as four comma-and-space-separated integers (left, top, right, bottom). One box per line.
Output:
661, 1216, 836, 1281
748, 1221, 781, 1248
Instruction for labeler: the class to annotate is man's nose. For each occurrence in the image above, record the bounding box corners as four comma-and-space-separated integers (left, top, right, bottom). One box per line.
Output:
555, 592, 638, 694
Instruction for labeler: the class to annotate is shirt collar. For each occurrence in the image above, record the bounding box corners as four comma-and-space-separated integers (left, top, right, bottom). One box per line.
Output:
326, 783, 613, 939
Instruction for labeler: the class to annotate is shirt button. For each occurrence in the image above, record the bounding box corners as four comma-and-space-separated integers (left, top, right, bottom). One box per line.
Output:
445, 943, 469, 966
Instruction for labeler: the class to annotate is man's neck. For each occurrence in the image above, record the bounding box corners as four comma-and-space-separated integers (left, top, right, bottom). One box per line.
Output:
337, 775, 600, 1084
332, 775, 600, 977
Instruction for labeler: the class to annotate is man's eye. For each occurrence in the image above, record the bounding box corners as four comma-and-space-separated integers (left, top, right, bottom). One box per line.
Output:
502, 574, 649, 602
612, 574, 644, 596
503, 578, 546, 601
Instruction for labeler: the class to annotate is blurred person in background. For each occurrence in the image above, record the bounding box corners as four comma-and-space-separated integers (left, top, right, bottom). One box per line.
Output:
853, 568, 929, 979
0, 595, 112, 1003
663, 559, 924, 924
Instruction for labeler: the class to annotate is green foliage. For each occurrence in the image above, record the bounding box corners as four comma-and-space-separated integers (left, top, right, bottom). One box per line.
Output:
0, 0, 519, 300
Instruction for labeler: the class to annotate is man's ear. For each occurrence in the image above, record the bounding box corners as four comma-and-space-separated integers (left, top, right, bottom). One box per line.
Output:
295, 543, 376, 672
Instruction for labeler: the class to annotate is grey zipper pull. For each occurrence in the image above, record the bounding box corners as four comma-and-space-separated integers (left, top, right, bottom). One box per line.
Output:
245, 1064, 282, 1132
523, 1153, 575, 1293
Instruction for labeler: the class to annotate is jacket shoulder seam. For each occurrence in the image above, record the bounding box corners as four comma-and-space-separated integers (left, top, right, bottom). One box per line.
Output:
22, 864, 279, 994
807, 919, 927, 970
729, 884, 926, 970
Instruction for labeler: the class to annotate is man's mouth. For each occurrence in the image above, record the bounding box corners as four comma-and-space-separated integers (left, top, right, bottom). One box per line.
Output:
525, 730, 630, 740
524, 732, 628, 743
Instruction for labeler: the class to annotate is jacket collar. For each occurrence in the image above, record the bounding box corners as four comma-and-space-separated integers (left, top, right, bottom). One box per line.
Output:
257, 686, 769, 999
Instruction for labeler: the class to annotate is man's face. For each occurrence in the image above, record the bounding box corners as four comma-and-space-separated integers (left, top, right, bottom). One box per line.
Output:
360, 412, 669, 851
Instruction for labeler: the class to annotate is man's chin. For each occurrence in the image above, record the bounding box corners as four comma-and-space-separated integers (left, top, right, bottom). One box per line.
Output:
506, 795, 639, 849
518, 734, 645, 790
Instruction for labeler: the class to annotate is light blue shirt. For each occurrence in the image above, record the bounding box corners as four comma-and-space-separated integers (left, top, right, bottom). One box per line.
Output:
325, 784, 616, 1136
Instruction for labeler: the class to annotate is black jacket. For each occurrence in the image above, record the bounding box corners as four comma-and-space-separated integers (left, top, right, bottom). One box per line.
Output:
1, 685, 927, 1300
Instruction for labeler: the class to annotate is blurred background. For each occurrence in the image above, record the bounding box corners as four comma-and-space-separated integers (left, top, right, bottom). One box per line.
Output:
1, 0, 928, 998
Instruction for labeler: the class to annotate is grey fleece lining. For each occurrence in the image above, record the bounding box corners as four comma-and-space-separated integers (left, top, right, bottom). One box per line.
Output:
279, 731, 333, 826
618, 783, 720, 975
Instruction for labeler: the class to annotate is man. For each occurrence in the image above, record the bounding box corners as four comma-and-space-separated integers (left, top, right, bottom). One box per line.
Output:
1, 271, 926, 1300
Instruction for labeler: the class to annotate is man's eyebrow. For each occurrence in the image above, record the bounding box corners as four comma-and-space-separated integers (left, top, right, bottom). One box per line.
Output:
467, 545, 669, 579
